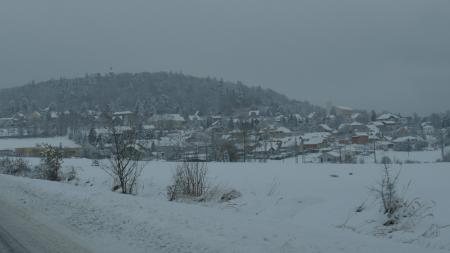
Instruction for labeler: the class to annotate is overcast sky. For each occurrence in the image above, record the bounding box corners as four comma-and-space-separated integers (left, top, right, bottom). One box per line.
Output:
1, 0, 449, 115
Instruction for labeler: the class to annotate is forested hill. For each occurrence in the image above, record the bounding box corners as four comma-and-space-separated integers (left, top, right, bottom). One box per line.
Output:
0, 72, 322, 117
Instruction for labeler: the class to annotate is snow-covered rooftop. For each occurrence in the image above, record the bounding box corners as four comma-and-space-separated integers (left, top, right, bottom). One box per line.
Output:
377, 113, 400, 121
320, 124, 333, 132
302, 132, 330, 145
150, 114, 185, 122
393, 136, 424, 143
113, 111, 133, 116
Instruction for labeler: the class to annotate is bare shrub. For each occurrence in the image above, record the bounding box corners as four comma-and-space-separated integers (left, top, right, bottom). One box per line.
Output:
371, 165, 403, 219
437, 152, 450, 162
404, 160, 420, 164
220, 189, 242, 202
62, 166, 78, 182
167, 161, 208, 201
101, 119, 144, 194
381, 156, 392, 165
267, 177, 280, 196
394, 158, 403, 165
371, 164, 433, 228
342, 153, 356, 164
0, 157, 32, 177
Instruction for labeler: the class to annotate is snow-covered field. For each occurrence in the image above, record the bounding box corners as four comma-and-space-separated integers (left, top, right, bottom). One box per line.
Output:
1, 158, 450, 253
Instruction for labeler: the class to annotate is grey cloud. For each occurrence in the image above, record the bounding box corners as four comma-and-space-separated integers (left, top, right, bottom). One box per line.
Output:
0, 0, 449, 115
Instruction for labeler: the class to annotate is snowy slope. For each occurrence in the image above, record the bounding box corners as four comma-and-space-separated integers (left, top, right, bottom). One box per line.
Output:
1, 160, 449, 252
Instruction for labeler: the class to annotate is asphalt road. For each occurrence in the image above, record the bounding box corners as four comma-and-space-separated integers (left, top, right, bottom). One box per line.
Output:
0, 223, 29, 253
0, 199, 91, 253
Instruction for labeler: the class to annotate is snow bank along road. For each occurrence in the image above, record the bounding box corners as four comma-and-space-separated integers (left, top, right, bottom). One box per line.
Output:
1, 160, 450, 253
0, 198, 91, 253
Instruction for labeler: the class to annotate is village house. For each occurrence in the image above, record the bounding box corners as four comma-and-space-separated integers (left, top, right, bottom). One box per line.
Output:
392, 136, 427, 151
421, 122, 435, 135
377, 113, 400, 122
302, 132, 331, 151
112, 111, 135, 126
335, 106, 353, 120
352, 133, 369, 145
319, 151, 341, 163
248, 110, 260, 118
148, 114, 186, 130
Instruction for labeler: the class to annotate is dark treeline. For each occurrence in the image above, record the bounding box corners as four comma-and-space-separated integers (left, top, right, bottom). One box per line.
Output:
0, 72, 321, 117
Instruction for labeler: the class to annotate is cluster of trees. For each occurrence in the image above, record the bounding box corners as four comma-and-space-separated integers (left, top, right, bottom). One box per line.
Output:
0, 145, 65, 181
0, 72, 320, 118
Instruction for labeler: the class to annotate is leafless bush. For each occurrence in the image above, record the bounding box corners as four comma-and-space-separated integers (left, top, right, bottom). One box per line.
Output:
62, 166, 78, 182
220, 189, 242, 202
437, 152, 450, 162
103, 156, 143, 194
371, 165, 403, 220
167, 161, 208, 201
101, 120, 143, 194
404, 160, 420, 164
342, 153, 356, 164
381, 156, 392, 165
0, 157, 32, 177
394, 158, 403, 165
371, 164, 433, 227
267, 177, 280, 196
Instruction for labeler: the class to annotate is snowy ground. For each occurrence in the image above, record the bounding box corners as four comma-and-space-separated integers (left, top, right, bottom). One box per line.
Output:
1, 158, 450, 253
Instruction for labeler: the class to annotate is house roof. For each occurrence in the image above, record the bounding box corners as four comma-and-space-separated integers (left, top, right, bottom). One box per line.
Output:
377, 113, 400, 121
367, 125, 380, 135
308, 112, 316, 119
112, 126, 132, 134
274, 126, 291, 134
302, 132, 330, 145
393, 136, 424, 143
351, 113, 360, 119
143, 125, 155, 130
150, 114, 185, 122
323, 151, 341, 158
94, 128, 110, 135
381, 120, 397, 125
320, 124, 333, 132
350, 121, 364, 126
293, 114, 303, 121
50, 111, 59, 119
353, 132, 369, 137
369, 121, 384, 127
113, 111, 133, 116
189, 111, 202, 121
248, 110, 260, 117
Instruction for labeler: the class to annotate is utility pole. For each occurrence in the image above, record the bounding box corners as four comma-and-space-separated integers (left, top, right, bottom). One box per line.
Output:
373, 139, 377, 163
300, 137, 305, 163
441, 128, 447, 160
264, 140, 268, 163
407, 138, 411, 158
